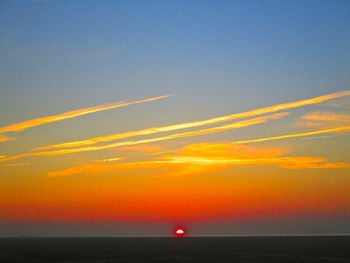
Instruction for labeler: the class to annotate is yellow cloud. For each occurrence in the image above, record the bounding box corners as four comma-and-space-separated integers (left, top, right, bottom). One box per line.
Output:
231, 126, 350, 144
47, 143, 349, 178
153, 145, 350, 175
35, 90, 350, 151
1, 112, 287, 162
0, 95, 172, 133
177, 143, 290, 159
0, 134, 14, 142
94, 157, 125, 163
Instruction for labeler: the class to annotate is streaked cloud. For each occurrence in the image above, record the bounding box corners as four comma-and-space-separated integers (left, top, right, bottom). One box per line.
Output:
35, 90, 350, 151
231, 126, 350, 144
278, 159, 350, 169
0, 95, 172, 133
157, 156, 350, 169
47, 163, 115, 177
47, 158, 124, 177
297, 111, 350, 127
94, 157, 125, 163
151, 143, 350, 175
1, 112, 287, 162
302, 112, 350, 122
47, 143, 349, 178
0, 134, 14, 142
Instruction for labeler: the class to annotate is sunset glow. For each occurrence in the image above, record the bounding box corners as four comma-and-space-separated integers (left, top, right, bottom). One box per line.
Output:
1, 0, 349, 237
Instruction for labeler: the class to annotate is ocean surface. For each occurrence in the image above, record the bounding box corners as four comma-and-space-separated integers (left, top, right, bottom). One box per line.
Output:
0, 236, 349, 262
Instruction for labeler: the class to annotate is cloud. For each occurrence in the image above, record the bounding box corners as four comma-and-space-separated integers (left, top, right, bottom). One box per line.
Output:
47, 158, 124, 177
0, 95, 172, 133
0, 134, 14, 142
150, 144, 350, 175
297, 111, 350, 127
35, 90, 350, 151
231, 126, 350, 144
1, 112, 287, 162
47, 163, 112, 177
154, 143, 350, 175
157, 156, 349, 168
302, 112, 350, 122
94, 157, 125, 163
47, 143, 349, 178
278, 160, 350, 169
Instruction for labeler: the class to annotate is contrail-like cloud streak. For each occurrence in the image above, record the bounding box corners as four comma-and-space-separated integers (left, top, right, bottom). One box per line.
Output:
0, 112, 288, 162
36, 90, 350, 151
0, 95, 172, 133
232, 126, 350, 144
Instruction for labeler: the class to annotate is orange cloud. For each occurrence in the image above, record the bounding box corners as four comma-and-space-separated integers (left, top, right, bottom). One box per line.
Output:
176, 143, 290, 159
47, 143, 349, 178
279, 160, 350, 169
1, 112, 287, 162
47, 158, 169, 177
297, 111, 350, 128
231, 126, 350, 144
302, 112, 350, 122
153, 144, 350, 175
94, 157, 125, 163
153, 147, 350, 177
0, 134, 14, 142
35, 90, 350, 151
0, 95, 172, 133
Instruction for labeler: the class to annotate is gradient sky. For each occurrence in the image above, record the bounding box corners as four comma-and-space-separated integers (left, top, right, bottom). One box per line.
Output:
1, 0, 350, 237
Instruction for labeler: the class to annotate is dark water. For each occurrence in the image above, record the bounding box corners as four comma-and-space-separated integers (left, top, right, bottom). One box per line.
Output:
1, 236, 350, 262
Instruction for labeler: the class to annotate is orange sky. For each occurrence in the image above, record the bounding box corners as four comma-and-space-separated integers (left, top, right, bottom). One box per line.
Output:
1, 91, 350, 232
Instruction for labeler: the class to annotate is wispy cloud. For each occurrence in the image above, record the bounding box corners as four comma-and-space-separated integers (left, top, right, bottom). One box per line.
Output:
94, 157, 125, 163
231, 126, 350, 144
297, 111, 350, 127
35, 90, 350, 151
47, 143, 349, 177
302, 112, 350, 122
1, 112, 288, 162
0, 95, 172, 133
156, 156, 350, 169
0, 134, 13, 142
47, 158, 124, 177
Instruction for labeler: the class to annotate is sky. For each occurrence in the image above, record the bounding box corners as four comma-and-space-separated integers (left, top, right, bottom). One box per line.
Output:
0, 0, 350, 237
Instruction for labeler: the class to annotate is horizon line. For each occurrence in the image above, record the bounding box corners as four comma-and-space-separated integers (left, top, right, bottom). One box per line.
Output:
2, 233, 350, 238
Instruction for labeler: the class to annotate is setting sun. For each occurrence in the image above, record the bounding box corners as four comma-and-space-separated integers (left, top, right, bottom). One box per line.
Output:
175, 228, 185, 237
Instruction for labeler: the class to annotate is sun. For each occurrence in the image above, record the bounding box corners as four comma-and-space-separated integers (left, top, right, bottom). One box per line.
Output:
175, 227, 185, 237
